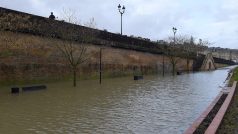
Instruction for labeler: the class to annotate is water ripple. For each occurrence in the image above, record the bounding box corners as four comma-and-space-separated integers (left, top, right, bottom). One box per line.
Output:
0, 66, 235, 134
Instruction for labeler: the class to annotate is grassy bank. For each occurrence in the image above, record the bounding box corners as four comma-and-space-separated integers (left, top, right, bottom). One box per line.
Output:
229, 67, 238, 85
217, 67, 238, 133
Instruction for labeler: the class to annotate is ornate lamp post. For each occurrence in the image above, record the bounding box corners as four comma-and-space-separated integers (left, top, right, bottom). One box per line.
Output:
171, 27, 177, 76
172, 27, 177, 44
118, 4, 125, 35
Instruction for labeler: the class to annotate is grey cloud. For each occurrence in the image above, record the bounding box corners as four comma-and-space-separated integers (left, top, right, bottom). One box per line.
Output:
0, 0, 238, 49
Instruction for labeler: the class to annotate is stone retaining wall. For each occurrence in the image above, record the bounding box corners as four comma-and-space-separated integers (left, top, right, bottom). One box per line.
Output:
0, 31, 193, 84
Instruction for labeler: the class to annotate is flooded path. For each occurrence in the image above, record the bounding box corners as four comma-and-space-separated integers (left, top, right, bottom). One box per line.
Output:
0, 66, 235, 134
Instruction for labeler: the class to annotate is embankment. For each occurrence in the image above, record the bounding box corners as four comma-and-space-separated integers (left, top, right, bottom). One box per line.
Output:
0, 31, 193, 85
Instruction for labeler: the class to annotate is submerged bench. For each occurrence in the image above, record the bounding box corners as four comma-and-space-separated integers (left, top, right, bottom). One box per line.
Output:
11, 85, 47, 93
22, 85, 47, 92
134, 75, 143, 80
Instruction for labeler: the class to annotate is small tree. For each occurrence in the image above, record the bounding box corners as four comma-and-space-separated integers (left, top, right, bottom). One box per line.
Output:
168, 35, 195, 72
172, 35, 210, 72
168, 44, 181, 75
166, 36, 182, 75
196, 39, 210, 55
183, 37, 210, 71
56, 40, 88, 87
180, 36, 195, 72
55, 11, 96, 87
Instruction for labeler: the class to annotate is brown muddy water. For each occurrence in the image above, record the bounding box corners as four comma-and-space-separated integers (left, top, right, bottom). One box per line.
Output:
0, 66, 235, 134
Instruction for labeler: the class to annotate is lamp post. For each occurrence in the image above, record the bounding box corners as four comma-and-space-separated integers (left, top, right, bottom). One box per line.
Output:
162, 45, 165, 77
162, 45, 168, 77
99, 48, 103, 84
230, 50, 232, 61
171, 27, 177, 76
118, 4, 125, 35
172, 27, 177, 44
198, 38, 202, 57
163, 53, 165, 77
99, 47, 105, 84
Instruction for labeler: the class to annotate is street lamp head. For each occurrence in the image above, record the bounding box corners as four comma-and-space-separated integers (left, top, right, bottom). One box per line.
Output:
118, 4, 125, 35
172, 27, 177, 34
118, 4, 121, 9
118, 4, 125, 14
122, 6, 125, 13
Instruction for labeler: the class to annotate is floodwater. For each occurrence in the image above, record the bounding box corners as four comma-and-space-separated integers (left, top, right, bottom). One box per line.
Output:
0, 66, 235, 134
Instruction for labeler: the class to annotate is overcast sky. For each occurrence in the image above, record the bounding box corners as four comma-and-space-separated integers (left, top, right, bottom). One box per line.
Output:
1, 0, 238, 49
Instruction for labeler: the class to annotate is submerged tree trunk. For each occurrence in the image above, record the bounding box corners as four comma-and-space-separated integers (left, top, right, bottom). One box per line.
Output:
73, 68, 77, 87
170, 57, 177, 76
172, 63, 176, 76
187, 59, 190, 72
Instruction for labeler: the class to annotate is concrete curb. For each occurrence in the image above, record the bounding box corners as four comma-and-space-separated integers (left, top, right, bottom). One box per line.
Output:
184, 92, 223, 134
184, 81, 237, 134
205, 81, 237, 134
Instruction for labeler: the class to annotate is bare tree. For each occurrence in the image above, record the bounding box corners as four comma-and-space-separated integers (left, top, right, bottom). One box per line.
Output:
60, 8, 81, 24
167, 43, 181, 75
180, 36, 196, 72
55, 10, 95, 87
167, 35, 211, 72
165, 36, 183, 75
56, 40, 88, 87
182, 37, 210, 71
84, 17, 97, 29
196, 39, 210, 55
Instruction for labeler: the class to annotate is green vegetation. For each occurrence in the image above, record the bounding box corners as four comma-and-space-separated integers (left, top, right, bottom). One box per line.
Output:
231, 67, 238, 82
217, 67, 238, 133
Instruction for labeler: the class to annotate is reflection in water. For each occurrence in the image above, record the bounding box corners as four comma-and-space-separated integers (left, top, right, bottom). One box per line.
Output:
0, 66, 234, 134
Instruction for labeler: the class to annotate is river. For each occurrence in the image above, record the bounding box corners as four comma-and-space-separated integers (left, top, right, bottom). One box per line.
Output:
0, 66, 235, 134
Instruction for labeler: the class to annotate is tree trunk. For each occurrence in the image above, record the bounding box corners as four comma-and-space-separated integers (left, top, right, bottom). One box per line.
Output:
187, 59, 190, 72
172, 63, 176, 76
73, 68, 77, 87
